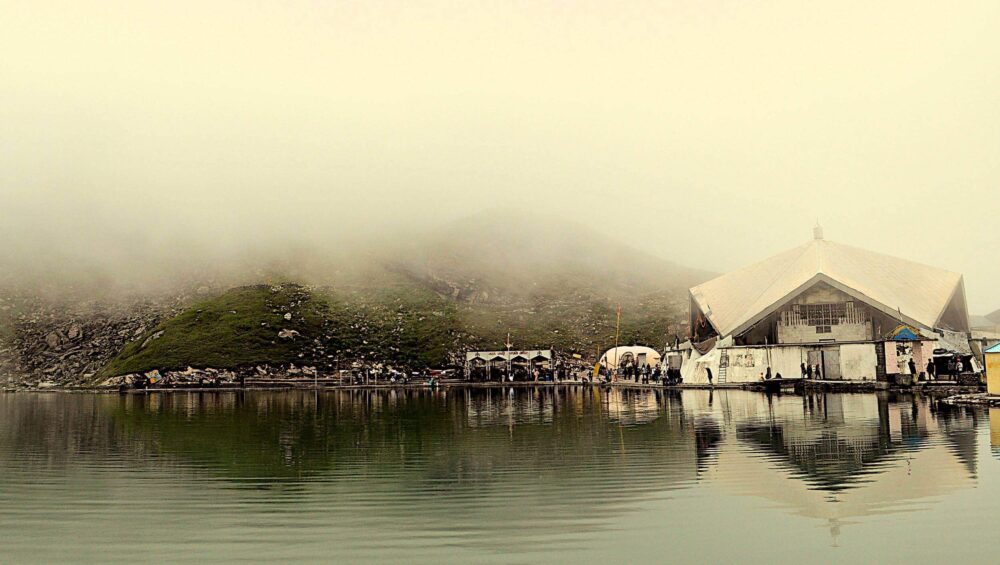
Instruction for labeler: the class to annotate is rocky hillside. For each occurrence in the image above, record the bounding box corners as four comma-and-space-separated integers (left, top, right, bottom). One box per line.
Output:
0, 290, 190, 387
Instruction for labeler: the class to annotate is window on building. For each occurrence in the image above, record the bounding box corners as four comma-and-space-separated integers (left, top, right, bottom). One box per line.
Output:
816, 325, 832, 334
800, 303, 846, 327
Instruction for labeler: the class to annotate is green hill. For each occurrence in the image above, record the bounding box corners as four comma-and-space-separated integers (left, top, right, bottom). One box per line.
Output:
97, 280, 460, 378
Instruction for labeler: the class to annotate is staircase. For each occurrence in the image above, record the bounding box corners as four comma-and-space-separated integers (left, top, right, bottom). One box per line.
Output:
717, 349, 729, 384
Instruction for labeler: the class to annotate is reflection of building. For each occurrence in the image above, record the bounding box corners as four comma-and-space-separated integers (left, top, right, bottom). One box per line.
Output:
681, 228, 972, 384
690, 391, 979, 536
990, 408, 1000, 457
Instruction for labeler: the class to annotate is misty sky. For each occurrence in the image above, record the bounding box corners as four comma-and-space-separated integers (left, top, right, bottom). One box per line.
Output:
2, 1, 999, 311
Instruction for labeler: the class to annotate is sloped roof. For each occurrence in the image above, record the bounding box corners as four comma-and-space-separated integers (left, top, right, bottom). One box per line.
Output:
691, 238, 964, 337
986, 343, 1000, 354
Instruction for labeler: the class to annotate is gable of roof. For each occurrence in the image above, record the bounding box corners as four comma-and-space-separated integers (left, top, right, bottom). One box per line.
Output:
690, 238, 965, 337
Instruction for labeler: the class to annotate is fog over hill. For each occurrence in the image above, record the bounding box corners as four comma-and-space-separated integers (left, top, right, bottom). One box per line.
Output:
387, 210, 710, 300
0, 211, 709, 385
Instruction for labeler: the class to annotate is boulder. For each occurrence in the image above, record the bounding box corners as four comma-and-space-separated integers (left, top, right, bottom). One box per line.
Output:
45, 332, 61, 349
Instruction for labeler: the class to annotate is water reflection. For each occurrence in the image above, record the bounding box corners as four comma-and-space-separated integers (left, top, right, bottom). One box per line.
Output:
0, 389, 988, 563
696, 392, 979, 544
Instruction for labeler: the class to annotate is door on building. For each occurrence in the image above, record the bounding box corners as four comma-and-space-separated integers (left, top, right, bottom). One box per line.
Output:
807, 350, 822, 378
823, 347, 842, 380
668, 355, 682, 369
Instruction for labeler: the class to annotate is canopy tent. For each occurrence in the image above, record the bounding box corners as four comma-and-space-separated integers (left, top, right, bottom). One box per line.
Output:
600, 346, 662, 368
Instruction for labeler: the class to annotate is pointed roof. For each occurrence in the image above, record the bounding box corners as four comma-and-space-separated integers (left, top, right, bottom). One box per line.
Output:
691, 238, 965, 337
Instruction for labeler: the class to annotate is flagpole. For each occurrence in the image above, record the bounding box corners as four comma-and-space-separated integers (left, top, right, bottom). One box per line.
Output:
506, 332, 512, 381
614, 304, 621, 381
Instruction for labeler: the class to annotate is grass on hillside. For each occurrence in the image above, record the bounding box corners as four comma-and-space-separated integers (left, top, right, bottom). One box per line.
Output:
98, 279, 463, 379
319, 271, 460, 368
97, 285, 330, 378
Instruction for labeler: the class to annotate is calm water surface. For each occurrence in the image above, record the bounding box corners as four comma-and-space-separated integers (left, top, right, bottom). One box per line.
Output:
1, 388, 997, 563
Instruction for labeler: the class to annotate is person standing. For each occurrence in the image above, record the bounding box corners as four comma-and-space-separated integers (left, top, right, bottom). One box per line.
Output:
908, 358, 917, 377
926, 359, 936, 381
706, 367, 713, 386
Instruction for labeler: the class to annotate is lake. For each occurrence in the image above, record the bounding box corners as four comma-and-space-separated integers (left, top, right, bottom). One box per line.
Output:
0, 388, 996, 563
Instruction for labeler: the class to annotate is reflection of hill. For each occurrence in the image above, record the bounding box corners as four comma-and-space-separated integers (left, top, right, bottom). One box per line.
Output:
107, 389, 701, 487
0, 389, 703, 531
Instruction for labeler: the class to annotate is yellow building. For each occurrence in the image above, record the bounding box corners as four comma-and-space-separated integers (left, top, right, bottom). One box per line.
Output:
987, 343, 1000, 395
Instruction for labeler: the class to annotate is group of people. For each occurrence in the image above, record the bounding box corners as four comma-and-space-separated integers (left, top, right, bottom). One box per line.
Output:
909, 355, 964, 380
799, 362, 823, 380
616, 360, 658, 383
612, 360, 683, 385
467, 364, 573, 383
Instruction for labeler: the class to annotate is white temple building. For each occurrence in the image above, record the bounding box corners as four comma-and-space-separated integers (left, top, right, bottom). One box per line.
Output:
675, 227, 973, 384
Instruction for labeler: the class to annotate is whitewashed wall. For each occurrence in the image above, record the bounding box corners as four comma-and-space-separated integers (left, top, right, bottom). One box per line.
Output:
839, 343, 877, 379
723, 347, 807, 382
681, 343, 880, 383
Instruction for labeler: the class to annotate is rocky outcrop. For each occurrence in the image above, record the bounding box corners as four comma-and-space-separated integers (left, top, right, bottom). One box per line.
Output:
0, 291, 190, 388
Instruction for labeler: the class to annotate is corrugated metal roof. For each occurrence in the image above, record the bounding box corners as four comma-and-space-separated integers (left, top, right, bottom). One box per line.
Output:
691, 238, 964, 337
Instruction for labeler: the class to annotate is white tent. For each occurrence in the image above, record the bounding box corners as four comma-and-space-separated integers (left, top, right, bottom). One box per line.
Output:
600, 346, 662, 368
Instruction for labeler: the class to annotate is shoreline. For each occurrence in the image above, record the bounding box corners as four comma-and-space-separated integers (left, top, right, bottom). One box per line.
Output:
1, 379, 984, 396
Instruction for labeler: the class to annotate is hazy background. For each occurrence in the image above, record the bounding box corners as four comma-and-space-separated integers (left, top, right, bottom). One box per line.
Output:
2, 1, 998, 311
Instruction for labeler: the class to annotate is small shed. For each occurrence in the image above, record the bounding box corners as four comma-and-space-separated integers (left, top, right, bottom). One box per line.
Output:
986, 343, 1000, 395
